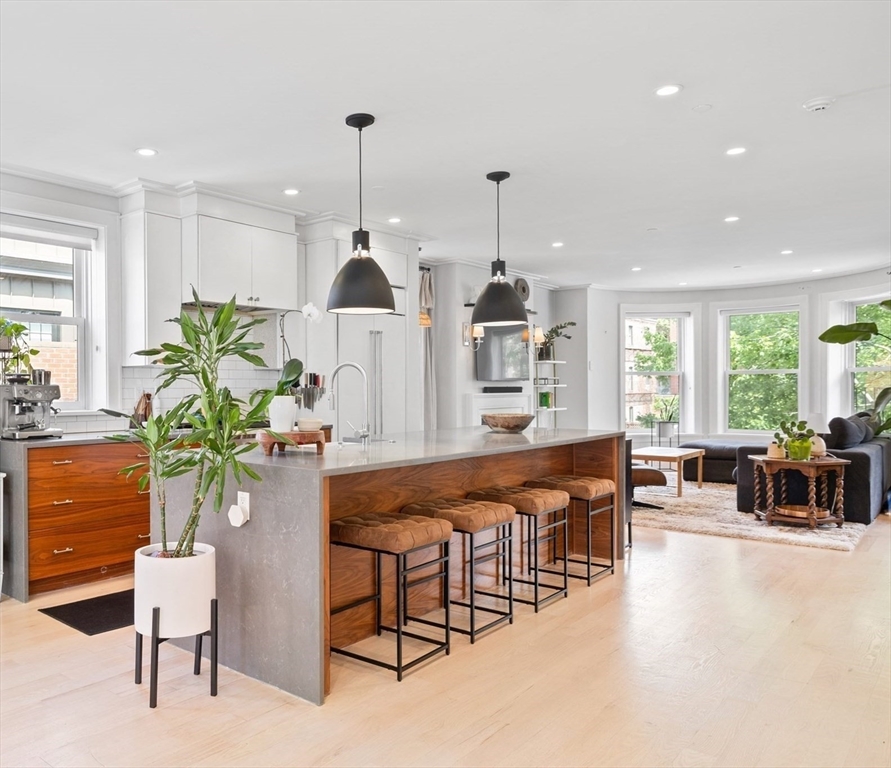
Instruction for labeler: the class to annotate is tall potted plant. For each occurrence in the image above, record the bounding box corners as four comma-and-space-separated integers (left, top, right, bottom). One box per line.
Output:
0, 317, 39, 383
107, 292, 275, 643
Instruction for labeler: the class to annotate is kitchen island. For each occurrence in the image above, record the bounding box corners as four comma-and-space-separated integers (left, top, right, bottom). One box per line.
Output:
163, 426, 625, 705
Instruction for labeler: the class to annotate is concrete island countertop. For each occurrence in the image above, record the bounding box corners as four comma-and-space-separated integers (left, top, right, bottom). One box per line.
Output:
242, 426, 625, 476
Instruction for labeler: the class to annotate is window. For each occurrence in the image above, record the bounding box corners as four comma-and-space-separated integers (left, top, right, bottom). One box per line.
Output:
0, 236, 87, 409
849, 301, 891, 413
624, 315, 683, 431
724, 309, 799, 430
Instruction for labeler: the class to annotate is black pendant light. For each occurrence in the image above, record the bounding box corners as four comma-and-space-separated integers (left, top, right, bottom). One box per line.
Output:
470, 171, 528, 327
327, 113, 396, 315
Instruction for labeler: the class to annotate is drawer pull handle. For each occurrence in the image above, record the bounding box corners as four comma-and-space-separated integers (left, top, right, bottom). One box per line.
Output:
137, 533, 151, 540
138, 490, 151, 495
53, 547, 74, 555
53, 499, 74, 506
137, 453, 149, 458
52, 460, 73, 466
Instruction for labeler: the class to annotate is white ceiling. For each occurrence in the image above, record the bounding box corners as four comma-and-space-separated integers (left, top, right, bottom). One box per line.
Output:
1, 0, 889, 290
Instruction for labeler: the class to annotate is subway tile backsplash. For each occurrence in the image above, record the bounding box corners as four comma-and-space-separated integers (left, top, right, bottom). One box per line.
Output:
55, 357, 280, 434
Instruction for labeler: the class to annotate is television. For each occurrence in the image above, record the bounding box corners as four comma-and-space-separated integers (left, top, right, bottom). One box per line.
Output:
475, 326, 529, 381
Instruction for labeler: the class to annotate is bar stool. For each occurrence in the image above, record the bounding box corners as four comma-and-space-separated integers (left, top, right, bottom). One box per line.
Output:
401, 498, 515, 643
467, 486, 569, 612
525, 475, 615, 585
330, 512, 452, 681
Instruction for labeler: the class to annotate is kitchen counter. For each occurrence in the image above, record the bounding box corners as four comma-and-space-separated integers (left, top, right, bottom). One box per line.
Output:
161, 426, 626, 705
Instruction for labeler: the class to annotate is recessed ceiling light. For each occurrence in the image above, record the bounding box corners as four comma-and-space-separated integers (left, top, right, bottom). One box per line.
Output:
678, 282, 688, 286
631, 267, 642, 272
726, 147, 746, 156
781, 250, 793, 255
282, 188, 300, 196
692, 104, 713, 112
724, 216, 740, 222
812, 268, 823, 273
552, 242, 563, 248
388, 217, 401, 223
655, 84, 683, 96
135, 148, 157, 157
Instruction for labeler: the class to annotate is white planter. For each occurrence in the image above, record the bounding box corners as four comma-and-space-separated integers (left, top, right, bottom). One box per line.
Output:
268, 395, 296, 433
134, 542, 216, 638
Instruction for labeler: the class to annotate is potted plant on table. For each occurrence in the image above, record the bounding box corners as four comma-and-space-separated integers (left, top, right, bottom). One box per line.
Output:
265, 357, 305, 433
538, 321, 577, 361
774, 418, 816, 461
106, 292, 276, 646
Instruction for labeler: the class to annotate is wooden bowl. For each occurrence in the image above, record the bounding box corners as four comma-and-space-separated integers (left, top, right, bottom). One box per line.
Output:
481, 413, 534, 433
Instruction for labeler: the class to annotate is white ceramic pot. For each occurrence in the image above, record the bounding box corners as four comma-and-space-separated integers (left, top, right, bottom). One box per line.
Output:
767, 442, 785, 459
268, 395, 296, 433
134, 542, 216, 638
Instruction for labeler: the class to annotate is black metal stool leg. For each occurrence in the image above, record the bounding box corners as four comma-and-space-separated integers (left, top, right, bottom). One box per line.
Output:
506, 523, 514, 623
443, 541, 451, 655
149, 606, 160, 709
396, 553, 404, 681
375, 552, 383, 635
468, 532, 476, 642
586, 500, 593, 585
135, 631, 143, 684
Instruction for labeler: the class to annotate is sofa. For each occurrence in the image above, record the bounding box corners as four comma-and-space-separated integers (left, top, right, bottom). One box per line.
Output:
680, 439, 769, 483
735, 417, 891, 525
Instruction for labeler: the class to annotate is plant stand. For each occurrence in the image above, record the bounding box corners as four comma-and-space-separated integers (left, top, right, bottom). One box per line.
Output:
135, 598, 218, 708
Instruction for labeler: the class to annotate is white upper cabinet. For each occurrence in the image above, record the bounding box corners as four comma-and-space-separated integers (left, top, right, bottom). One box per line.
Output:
184, 215, 298, 309
121, 211, 183, 356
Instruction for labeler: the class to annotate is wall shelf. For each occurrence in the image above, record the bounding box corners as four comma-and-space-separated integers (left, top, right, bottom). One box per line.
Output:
535, 407, 568, 412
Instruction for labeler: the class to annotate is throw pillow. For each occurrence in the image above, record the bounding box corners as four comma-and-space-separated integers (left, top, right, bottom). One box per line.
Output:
829, 415, 866, 449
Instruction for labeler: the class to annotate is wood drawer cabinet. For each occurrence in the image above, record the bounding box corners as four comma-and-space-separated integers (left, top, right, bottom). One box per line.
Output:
26, 442, 150, 594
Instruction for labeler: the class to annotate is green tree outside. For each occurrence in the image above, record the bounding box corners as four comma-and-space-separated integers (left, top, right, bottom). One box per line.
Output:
727, 311, 799, 430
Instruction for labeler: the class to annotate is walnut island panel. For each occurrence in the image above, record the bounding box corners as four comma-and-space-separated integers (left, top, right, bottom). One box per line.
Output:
161, 426, 626, 705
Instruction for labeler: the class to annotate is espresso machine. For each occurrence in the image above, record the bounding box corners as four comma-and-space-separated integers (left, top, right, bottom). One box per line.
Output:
0, 384, 63, 439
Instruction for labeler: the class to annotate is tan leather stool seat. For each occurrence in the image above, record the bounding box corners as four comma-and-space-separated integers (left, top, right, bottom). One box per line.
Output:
331, 512, 453, 554
526, 475, 616, 500
401, 498, 515, 533
468, 486, 569, 514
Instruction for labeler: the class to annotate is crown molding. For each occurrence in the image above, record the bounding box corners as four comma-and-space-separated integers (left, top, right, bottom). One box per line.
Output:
0, 164, 118, 197
425, 257, 547, 282
173, 181, 317, 218
302, 211, 435, 242
113, 177, 180, 197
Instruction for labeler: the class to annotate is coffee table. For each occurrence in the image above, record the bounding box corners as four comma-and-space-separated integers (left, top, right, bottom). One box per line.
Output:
630, 446, 705, 497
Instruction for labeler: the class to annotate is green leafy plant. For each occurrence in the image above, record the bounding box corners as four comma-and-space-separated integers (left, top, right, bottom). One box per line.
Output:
0, 317, 39, 377
106, 291, 276, 557
819, 299, 891, 434
654, 395, 679, 422
543, 321, 577, 345
773, 417, 815, 448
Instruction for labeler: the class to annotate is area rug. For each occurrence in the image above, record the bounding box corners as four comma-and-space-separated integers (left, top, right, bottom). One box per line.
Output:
634, 480, 867, 552
38, 589, 134, 635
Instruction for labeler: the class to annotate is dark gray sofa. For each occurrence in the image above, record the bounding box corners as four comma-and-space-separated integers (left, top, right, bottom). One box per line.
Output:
680, 439, 769, 483
736, 437, 891, 525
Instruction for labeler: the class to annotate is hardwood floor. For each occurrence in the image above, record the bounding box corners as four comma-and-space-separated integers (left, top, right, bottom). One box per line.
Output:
2, 513, 889, 768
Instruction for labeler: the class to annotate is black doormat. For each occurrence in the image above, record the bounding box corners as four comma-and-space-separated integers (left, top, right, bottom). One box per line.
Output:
38, 589, 134, 636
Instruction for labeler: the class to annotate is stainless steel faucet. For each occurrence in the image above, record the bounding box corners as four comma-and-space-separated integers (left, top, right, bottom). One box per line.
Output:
328, 361, 370, 447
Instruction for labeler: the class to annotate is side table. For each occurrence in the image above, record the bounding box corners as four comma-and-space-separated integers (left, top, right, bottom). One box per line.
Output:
748, 455, 850, 529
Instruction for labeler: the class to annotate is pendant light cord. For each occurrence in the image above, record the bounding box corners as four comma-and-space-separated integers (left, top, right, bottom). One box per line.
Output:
358, 127, 363, 229
495, 180, 500, 263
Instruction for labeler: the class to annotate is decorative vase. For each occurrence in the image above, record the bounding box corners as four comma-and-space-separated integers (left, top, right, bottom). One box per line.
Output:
810, 433, 827, 457
657, 421, 677, 440
787, 438, 812, 461
268, 395, 297, 433
767, 442, 785, 459
537, 344, 555, 361
134, 542, 216, 639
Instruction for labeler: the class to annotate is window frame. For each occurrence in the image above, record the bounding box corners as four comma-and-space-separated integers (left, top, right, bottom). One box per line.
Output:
846, 299, 891, 414
720, 305, 802, 433
0, 241, 90, 411
622, 311, 689, 434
